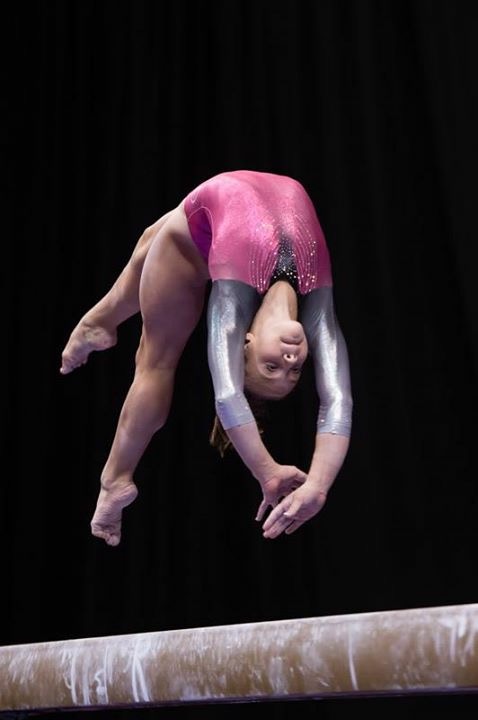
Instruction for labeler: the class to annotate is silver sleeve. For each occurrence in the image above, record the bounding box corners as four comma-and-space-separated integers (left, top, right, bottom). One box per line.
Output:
207, 280, 261, 430
301, 287, 353, 437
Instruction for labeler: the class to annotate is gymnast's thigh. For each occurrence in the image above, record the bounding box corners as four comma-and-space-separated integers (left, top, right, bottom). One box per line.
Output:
138, 219, 208, 367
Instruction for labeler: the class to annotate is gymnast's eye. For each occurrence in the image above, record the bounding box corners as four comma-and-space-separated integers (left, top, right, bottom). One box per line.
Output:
265, 363, 278, 371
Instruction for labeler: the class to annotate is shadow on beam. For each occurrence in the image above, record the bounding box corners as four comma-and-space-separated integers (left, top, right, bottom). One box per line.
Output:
1, 603, 478, 716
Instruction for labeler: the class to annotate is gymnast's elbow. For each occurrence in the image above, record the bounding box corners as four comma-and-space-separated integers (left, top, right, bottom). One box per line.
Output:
215, 391, 254, 431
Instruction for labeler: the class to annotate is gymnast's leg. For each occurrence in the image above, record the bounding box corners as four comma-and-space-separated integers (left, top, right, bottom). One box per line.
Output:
60, 211, 174, 374
90, 210, 208, 546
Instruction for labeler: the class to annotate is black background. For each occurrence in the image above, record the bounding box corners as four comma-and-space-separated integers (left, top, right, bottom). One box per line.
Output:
3, 1, 478, 717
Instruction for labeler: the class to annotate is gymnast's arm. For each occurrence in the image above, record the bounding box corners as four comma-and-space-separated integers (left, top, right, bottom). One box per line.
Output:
207, 280, 307, 499
262, 286, 352, 538
302, 286, 352, 490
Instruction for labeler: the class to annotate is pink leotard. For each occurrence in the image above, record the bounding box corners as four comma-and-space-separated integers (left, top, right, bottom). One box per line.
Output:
184, 170, 333, 294
183, 170, 352, 436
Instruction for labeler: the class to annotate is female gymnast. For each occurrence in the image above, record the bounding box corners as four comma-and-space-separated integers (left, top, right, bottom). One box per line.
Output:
60, 170, 353, 546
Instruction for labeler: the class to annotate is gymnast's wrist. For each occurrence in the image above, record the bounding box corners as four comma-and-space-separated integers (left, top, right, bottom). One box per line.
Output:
303, 475, 329, 498
253, 456, 279, 486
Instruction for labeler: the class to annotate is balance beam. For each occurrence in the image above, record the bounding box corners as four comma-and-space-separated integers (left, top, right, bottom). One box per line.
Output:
1, 603, 478, 715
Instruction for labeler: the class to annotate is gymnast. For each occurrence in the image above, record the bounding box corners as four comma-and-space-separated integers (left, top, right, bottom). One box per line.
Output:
60, 170, 353, 546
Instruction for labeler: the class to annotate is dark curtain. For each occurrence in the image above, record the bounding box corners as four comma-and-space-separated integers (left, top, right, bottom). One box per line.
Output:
3, 0, 478, 717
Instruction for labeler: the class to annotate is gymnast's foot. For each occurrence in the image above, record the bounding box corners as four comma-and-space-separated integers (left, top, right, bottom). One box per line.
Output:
90, 482, 138, 547
60, 319, 117, 374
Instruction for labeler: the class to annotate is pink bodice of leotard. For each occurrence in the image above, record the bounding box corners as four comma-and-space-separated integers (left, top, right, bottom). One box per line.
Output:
184, 170, 332, 294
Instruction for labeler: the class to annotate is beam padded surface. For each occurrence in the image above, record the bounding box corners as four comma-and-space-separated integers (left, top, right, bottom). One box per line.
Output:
1, 603, 478, 713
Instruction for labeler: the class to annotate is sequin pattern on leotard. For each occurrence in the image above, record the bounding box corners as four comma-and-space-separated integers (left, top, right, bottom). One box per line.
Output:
269, 234, 299, 291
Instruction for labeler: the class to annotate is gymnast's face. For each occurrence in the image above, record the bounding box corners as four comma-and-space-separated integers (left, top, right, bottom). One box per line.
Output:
244, 320, 308, 399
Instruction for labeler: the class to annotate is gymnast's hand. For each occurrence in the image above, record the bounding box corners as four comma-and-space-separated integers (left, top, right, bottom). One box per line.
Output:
255, 465, 307, 522
260, 481, 328, 538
